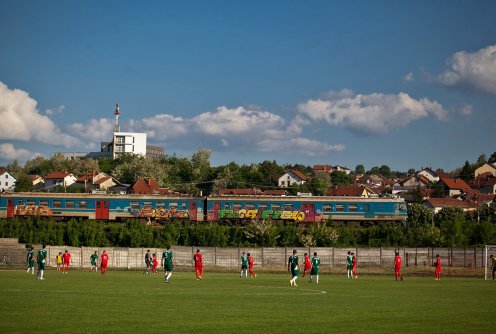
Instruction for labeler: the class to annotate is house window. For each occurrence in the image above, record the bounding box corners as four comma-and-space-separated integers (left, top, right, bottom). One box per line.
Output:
116, 145, 124, 152
116, 136, 124, 144
5, 182, 8, 186
5, 175, 8, 178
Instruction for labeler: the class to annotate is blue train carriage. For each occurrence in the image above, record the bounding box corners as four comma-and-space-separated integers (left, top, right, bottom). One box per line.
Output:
0, 192, 204, 222
205, 195, 407, 225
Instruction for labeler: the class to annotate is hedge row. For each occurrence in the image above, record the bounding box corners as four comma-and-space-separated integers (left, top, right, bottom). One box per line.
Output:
1, 217, 495, 248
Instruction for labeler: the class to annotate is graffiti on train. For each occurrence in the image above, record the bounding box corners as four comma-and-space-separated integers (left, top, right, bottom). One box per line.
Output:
218, 209, 305, 221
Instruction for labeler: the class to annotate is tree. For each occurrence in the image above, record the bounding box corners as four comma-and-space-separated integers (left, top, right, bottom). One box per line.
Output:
476, 154, 487, 167
407, 168, 416, 176
307, 173, 331, 196
407, 203, 433, 225
14, 175, 33, 192
330, 171, 353, 186
355, 164, 365, 175
489, 152, 496, 164
191, 148, 212, 181
260, 160, 285, 185
6, 160, 23, 178
458, 160, 474, 182
379, 165, 392, 178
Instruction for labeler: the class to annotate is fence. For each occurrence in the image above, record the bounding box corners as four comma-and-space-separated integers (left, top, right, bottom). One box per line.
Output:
39, 246, 490, 271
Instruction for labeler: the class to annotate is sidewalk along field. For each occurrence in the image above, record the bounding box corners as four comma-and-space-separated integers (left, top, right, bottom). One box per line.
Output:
0, 270, 495, 334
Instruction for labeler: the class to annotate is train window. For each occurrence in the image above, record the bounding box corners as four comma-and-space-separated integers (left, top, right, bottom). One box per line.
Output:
143, 202, 152, 208
79, 201, 88, 209
66, 201, 75, 208
170, 203, 178, 209
27, 200, 35, 206
224, 203, 230, 209
130, 202, 140, 210
349, 204, 357, 212
233, 203, 241, 210
53, 201, 62, 208
271, 204, 281, 210
17, 200, 23, 206
283, 203, 293, 210
246, 203, 255, 209
156, 202, 165, 209
364, 204, 370, 212
323, 205, 332, 213
258, 203, 268, 211
335, 204, 344, 212
40, 200, 48, 207
181, 203, 186, 210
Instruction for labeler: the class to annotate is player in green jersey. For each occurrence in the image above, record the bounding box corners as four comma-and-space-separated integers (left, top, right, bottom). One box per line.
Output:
240, 252, 248, 278
288, 249, 299, 287
36, 244, 47, 280
90, 251, 98, 272
310, 252, 321, 284
346, 251, 353, 279
162, 245, 174, 283
26, 246, 35, 274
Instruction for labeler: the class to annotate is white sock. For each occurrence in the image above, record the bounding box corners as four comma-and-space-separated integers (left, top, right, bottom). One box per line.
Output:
316, 275, 319, 283
240, 271, 243, 277
166, 272, 172, 280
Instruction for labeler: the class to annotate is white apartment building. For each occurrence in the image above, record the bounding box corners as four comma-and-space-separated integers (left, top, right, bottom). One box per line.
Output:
112, 132, 147, 159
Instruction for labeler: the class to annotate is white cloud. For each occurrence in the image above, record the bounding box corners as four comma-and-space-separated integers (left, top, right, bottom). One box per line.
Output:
0, 143, 32, 160
68, 118, 115, 148
44, 105, 65, 116
297, 90, 449, 136
0, 82, 79, 147
403, 72, 414, 82
459, 104, 474, 117
437, 44, 496, 95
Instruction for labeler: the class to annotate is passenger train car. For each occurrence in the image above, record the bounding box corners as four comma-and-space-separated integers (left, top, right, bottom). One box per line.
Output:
0, 192, 408, 225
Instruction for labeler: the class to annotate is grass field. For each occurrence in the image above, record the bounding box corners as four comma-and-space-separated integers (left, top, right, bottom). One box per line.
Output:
1, 269, 495, 334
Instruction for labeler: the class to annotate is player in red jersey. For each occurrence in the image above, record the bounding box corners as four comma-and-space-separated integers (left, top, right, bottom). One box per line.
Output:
434, 254, 442, 280
248, 253, 256, 278
193, 249, 203, 280
151, 253, 158, 274
394, 251, 403, 281
100, 250, 109, 275
62, 250, 71, 273
351, 252, 358, 279
302, 253, 311, 278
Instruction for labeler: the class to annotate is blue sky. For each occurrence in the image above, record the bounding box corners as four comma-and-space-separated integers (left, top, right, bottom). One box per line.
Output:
1, 1, 495, 172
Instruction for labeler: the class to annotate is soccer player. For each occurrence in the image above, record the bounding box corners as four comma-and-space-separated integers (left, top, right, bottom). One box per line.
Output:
162, 245, 174, 283
240, 251, 248, 278
288, 249, 299, 287
26, 246, 35, 274
100, 250, 109, 275
144, 249, 151, 275
90, 251, 98, 272
248, 253, 256, 278
310, 252, 320, 284
434, 254, 442, 280
193, 249, 204, 280
151, 253, 158, 274
36, 244, 47, 280
490, 254, 496, 280
394, 251, 403, 281
56, 252, 62, 272
62, 250, 71, 273
346, 251, 353, 279
351, 252, 358, 279
302, 252, 311, 278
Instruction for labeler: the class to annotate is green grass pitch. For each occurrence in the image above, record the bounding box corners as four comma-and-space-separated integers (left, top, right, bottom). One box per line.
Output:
1, 269, 495, 334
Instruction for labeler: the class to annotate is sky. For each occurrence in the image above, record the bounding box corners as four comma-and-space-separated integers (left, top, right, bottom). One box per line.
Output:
0, 1, 495, 172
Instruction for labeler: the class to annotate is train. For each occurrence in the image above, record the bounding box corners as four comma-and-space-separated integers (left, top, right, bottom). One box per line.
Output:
0, 192, 408, 225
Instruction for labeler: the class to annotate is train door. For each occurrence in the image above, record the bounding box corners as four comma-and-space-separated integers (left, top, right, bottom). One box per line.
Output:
189, 201, 198, 221
95, 200, 109, 220
213, 201, 220, 221
7, 199, 15, 218
302, 203, 315, 222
